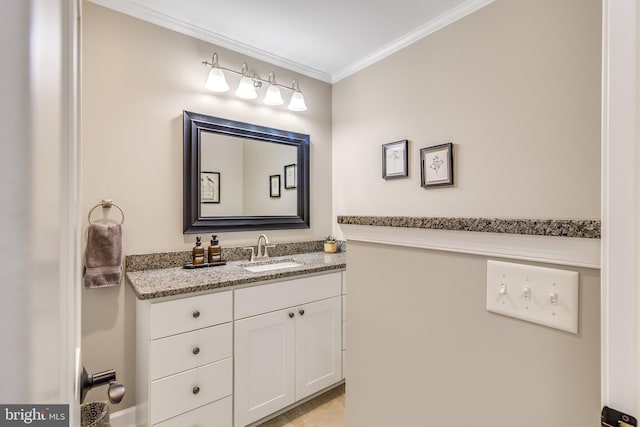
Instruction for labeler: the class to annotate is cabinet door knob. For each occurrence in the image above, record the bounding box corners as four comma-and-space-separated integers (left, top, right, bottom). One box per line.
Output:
192, 347, 200, 355
192, 310, 200, 319
192, 386, 200, 395
298, 309, 305, 316
288, 312, 294, 318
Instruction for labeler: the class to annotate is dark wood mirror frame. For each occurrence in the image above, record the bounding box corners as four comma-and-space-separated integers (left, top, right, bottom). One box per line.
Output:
183, 111, 310, 233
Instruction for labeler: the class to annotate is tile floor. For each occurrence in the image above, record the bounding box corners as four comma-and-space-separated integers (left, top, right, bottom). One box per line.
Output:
257, 384, 345, 427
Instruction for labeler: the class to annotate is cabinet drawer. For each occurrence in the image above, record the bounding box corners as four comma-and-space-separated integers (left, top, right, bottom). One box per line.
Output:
150, 358, 232, 425
153, 395, 232, 427
150, 323, 232, 380
235, 273, 341, 319
150, 291, 231, 339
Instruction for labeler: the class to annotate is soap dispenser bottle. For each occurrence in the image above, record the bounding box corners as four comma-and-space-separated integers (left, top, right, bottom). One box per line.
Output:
208, 235, 221, 264
192, 236, 205, 265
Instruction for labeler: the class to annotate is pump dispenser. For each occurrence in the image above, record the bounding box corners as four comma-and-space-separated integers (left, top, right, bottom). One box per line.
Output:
192, 236, 205, 265
208, 235, 221, 263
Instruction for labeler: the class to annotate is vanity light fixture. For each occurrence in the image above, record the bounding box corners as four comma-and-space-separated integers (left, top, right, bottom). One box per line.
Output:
263, 72, 284, 106
202, 52, 307, 111
235, 63, 258, 99
288, 80, 307, 111
204, 53, 229, 92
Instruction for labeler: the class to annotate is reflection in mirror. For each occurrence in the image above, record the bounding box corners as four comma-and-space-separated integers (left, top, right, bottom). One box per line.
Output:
200, 133, 298, 216
183, 111, 310, 233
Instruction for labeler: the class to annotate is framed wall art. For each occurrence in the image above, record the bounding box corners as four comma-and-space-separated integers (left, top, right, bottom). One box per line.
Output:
420, 143, 454, 188
382, 139, 408, 179
284, 163, 297, 189
270, 174, 281, 198
200, 171, 220, 203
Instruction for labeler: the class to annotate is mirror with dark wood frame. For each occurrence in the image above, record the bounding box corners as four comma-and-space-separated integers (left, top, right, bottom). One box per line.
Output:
183, 111, 310, 233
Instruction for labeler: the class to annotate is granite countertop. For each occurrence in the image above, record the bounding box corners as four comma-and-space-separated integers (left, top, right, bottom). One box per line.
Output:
337, 216, 601, 239
126, 251, 347, 300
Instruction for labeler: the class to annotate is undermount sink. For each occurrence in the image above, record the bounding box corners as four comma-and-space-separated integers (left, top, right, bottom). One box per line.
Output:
243, 260, 302, 273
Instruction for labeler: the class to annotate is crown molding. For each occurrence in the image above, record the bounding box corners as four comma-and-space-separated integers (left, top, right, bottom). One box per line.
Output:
88, 0, 494, 84
331, 0, 495, 83
87, 0, 333, 83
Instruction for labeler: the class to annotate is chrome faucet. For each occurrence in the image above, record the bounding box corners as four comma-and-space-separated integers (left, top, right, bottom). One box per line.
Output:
243, 234, 276, 262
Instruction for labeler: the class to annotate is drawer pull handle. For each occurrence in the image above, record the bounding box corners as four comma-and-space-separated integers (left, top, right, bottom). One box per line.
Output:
299, 309, 305, 316
288, 312, 294, 318
192, 347, 200, 355
192, 386, 200, 395
192, 310, 200, 319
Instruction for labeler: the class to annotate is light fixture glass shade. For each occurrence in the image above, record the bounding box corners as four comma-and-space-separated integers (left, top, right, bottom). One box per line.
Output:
235, 76, 258, 99
288, 91, 307, 111
263, 84, 284, 105
204, 68, 229, 92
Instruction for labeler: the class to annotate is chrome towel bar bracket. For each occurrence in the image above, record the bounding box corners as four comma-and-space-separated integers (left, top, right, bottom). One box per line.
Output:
88, 198, 125, 224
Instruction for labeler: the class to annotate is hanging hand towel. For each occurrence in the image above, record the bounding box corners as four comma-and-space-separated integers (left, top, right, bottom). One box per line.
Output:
84, 223, 123, 288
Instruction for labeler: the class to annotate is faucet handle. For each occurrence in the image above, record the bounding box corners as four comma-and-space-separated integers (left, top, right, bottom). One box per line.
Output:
264, 244, 276, 258
242, 247, 256, 262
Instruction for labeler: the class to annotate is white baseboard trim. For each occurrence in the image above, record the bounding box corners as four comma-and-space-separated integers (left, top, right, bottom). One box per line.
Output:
110, 406, 136, 427
339, 224, 601, 269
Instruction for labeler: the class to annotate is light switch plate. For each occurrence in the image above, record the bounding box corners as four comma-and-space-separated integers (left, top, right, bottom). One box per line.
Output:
486, 260, 579, 333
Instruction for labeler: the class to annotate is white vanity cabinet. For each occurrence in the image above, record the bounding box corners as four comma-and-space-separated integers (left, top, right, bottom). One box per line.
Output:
136, 290, 233, 427
341, 271, 347, 379
233, 273, 343, 427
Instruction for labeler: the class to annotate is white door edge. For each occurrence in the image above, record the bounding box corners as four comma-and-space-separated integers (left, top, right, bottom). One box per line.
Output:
601, 0, 639, 416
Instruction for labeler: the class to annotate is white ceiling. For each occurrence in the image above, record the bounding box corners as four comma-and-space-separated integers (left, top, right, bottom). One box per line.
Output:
88, 0, 494, 83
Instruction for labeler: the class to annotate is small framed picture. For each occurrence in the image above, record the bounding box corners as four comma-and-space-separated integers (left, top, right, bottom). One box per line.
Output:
284, 164, 297, 189
200, 171, 220, 203
420, 143, 454, 188
270, 174, 281, 198
382, 139, 408, 179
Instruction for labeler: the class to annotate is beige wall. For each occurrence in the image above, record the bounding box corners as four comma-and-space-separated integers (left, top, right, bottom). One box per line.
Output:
201, 134, 243, 216
346, 241, 600, 427
333, 1, 602, 425
81, 2, 332, 409
332, 0, 601, 232
243, 141, 298, 215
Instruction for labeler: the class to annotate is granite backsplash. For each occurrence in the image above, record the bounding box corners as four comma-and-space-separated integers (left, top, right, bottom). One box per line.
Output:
126, 239, 347, 272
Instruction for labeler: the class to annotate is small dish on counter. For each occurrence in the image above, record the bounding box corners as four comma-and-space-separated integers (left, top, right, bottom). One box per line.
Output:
183, 260, 227, 269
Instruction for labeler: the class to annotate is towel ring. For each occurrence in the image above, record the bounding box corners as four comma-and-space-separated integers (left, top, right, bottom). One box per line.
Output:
88, 199, 125, 225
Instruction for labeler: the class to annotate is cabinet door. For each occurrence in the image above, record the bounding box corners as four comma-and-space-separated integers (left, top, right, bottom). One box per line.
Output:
295, 296, 342, 400
234, 308, 295, 427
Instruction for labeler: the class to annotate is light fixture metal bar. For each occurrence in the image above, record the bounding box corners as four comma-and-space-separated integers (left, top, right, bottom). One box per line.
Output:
203, 53, 299, 92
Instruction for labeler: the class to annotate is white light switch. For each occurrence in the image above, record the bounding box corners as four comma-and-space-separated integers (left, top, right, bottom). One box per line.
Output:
486, 260, 579, 333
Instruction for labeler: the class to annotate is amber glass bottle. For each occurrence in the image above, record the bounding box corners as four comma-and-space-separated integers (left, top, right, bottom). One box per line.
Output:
192, 236, 205, 265
208, 235, 221, 263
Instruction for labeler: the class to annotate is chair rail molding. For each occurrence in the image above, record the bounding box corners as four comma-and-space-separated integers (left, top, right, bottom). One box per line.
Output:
339, 224, 600, 269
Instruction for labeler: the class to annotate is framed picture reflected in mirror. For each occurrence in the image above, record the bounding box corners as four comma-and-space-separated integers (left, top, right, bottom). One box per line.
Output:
270, 174, 281, 198
284, 163, 297, 189
201, 171, 220, 203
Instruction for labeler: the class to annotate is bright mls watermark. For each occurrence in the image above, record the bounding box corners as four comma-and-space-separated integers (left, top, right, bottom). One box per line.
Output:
0, 405, 68, 426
